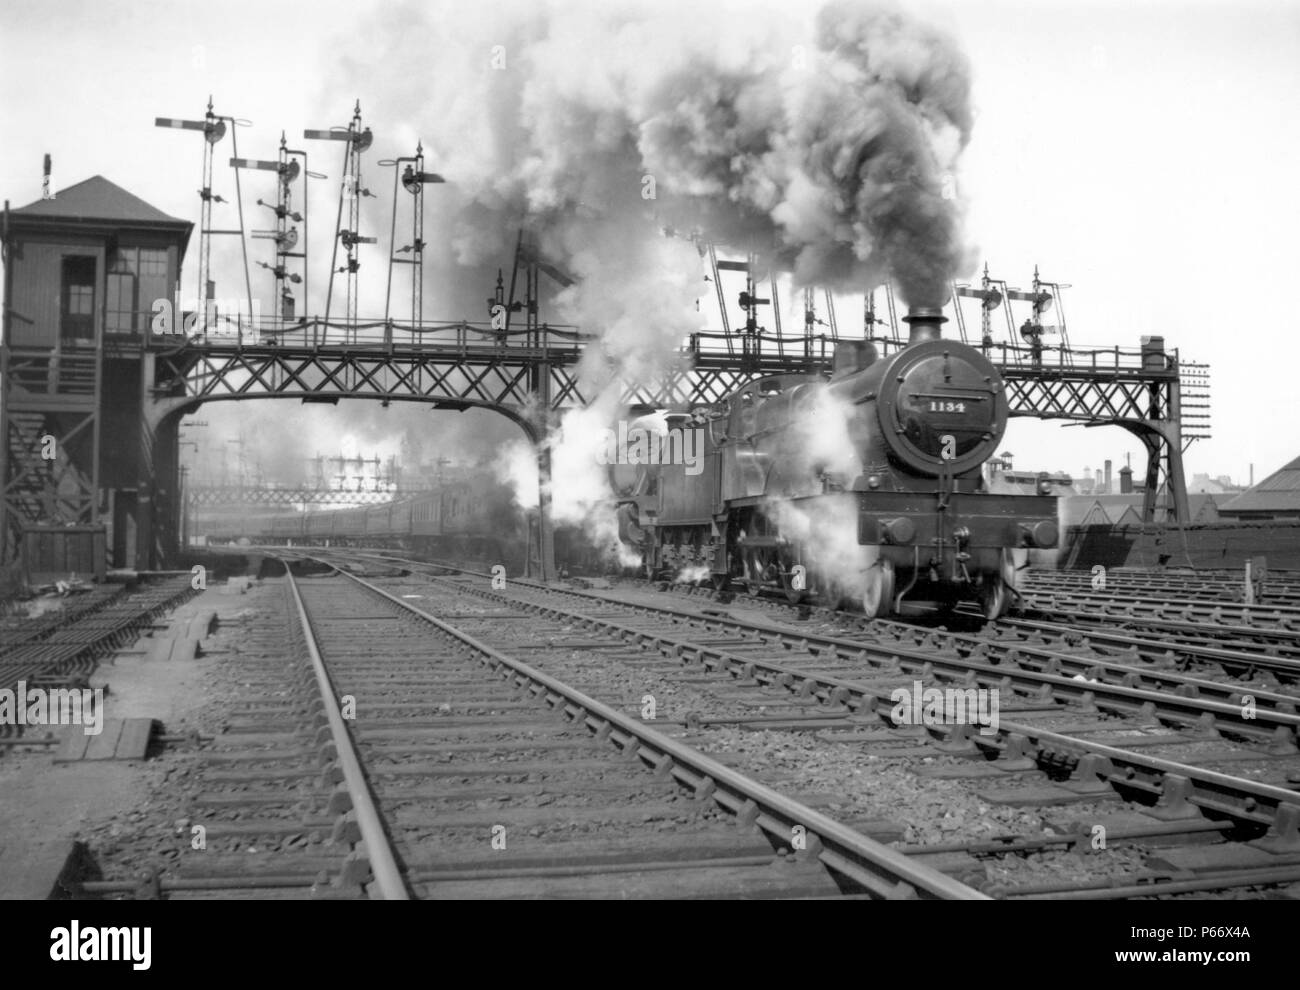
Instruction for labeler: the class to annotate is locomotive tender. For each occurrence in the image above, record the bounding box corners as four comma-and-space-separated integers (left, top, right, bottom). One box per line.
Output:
617, 306, 1059, 619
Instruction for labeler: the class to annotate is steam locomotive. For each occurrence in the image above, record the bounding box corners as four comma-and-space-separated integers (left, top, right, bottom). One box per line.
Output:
616, 307, 1059, 619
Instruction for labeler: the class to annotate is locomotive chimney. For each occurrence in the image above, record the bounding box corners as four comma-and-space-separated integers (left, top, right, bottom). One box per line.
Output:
902, 306, 947, 345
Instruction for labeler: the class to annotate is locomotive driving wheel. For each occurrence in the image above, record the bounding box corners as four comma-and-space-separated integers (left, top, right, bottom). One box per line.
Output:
979, 549, 1017, 621
979, 575, 1010, 621
861, 560, 896, 619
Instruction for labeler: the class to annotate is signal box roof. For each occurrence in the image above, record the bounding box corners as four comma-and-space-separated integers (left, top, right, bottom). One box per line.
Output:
10, 175, 191, 230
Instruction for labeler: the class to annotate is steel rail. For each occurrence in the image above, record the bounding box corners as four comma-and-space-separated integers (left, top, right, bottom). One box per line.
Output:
349, 567, 1300, 830
283, 566, 410, 900
1018, 606, 1300, 649
998, 863, 1300, 900
279, 549, 1300, 836
308, 550, 1300, 712
324, 565, 985, 900
439, 575, 1300, 742
1024, 568, 1300, 595
0, 578, 199, 701
1001, 617, 1300, 680
1020, 589, 1300, 629
279, 547, 1300, 734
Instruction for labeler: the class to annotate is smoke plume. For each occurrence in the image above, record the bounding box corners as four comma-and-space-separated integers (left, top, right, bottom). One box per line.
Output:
299, 0, 977, 563
332, 0, 975, 385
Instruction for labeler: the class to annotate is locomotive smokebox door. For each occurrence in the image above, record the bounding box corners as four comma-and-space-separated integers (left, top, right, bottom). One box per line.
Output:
877, 340, 1008, 478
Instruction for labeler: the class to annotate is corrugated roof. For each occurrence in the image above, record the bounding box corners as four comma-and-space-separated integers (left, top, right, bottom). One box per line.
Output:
1220, 455, 1300, 513
11, 175, 189, 226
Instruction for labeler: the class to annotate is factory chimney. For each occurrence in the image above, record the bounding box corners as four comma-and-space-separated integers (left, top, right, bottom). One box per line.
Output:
42, 154, 53, 200
902, 306, 946, 345
1104, 459, 1112, 495
1095, 468, 1104, 491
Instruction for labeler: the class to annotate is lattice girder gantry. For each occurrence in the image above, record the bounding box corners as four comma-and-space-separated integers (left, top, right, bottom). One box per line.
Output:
187, 485, 404, 507
1001, 364, 1189, 522
144, 330, 1198, 526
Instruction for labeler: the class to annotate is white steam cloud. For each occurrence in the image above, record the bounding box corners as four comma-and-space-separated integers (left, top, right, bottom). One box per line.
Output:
761, 386, 874, 597
326, 0, 975, 566
333, 0, 975, 372
493, 402, 665, 567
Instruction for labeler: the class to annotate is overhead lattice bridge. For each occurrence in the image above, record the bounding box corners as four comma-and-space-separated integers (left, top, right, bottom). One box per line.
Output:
144, 315, 1206, 525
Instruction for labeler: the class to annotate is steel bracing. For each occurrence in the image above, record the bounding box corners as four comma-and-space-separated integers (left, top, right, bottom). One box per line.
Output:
3, 314, 1206, 576
188, 485, 405, 506
0, 351, 101, 560
141, 317, 1204, 523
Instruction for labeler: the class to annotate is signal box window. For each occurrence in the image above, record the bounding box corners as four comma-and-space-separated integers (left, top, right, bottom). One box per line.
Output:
106, 249, 138, 334
106, 248, 168, 335
61, 256, 97, 344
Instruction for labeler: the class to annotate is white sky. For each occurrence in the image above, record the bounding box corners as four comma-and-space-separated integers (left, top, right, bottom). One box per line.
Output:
2, 0, 1298, 485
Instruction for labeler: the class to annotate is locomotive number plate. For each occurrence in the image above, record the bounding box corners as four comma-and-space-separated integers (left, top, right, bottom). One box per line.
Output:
926, 400, 967, 413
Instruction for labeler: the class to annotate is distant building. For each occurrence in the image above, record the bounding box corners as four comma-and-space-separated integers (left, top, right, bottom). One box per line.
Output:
984, 464, 1075, 496
1188, 472, 1246, 495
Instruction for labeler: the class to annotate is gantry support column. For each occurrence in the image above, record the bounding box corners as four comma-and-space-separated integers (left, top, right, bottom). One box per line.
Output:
523, 356, 556, 581
535, 427, 556, 582
1123, 420, 1189, 524
140, 354, 195, 570
1122, 357, 1189, 525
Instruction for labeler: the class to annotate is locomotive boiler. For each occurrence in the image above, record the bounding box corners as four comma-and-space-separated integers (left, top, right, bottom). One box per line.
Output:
617, 306, 1059, 619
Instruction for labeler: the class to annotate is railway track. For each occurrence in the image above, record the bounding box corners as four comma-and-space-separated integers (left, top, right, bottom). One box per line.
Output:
84, 565, 977, 899
0, 576, 199, 739
1011, 588, 1300, 667
1017, 586, 1300, 631
273, 548, 1300, 898
295, 547, 1300, 720
0, 585, 125, 651
1023, 567, 1300, 609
